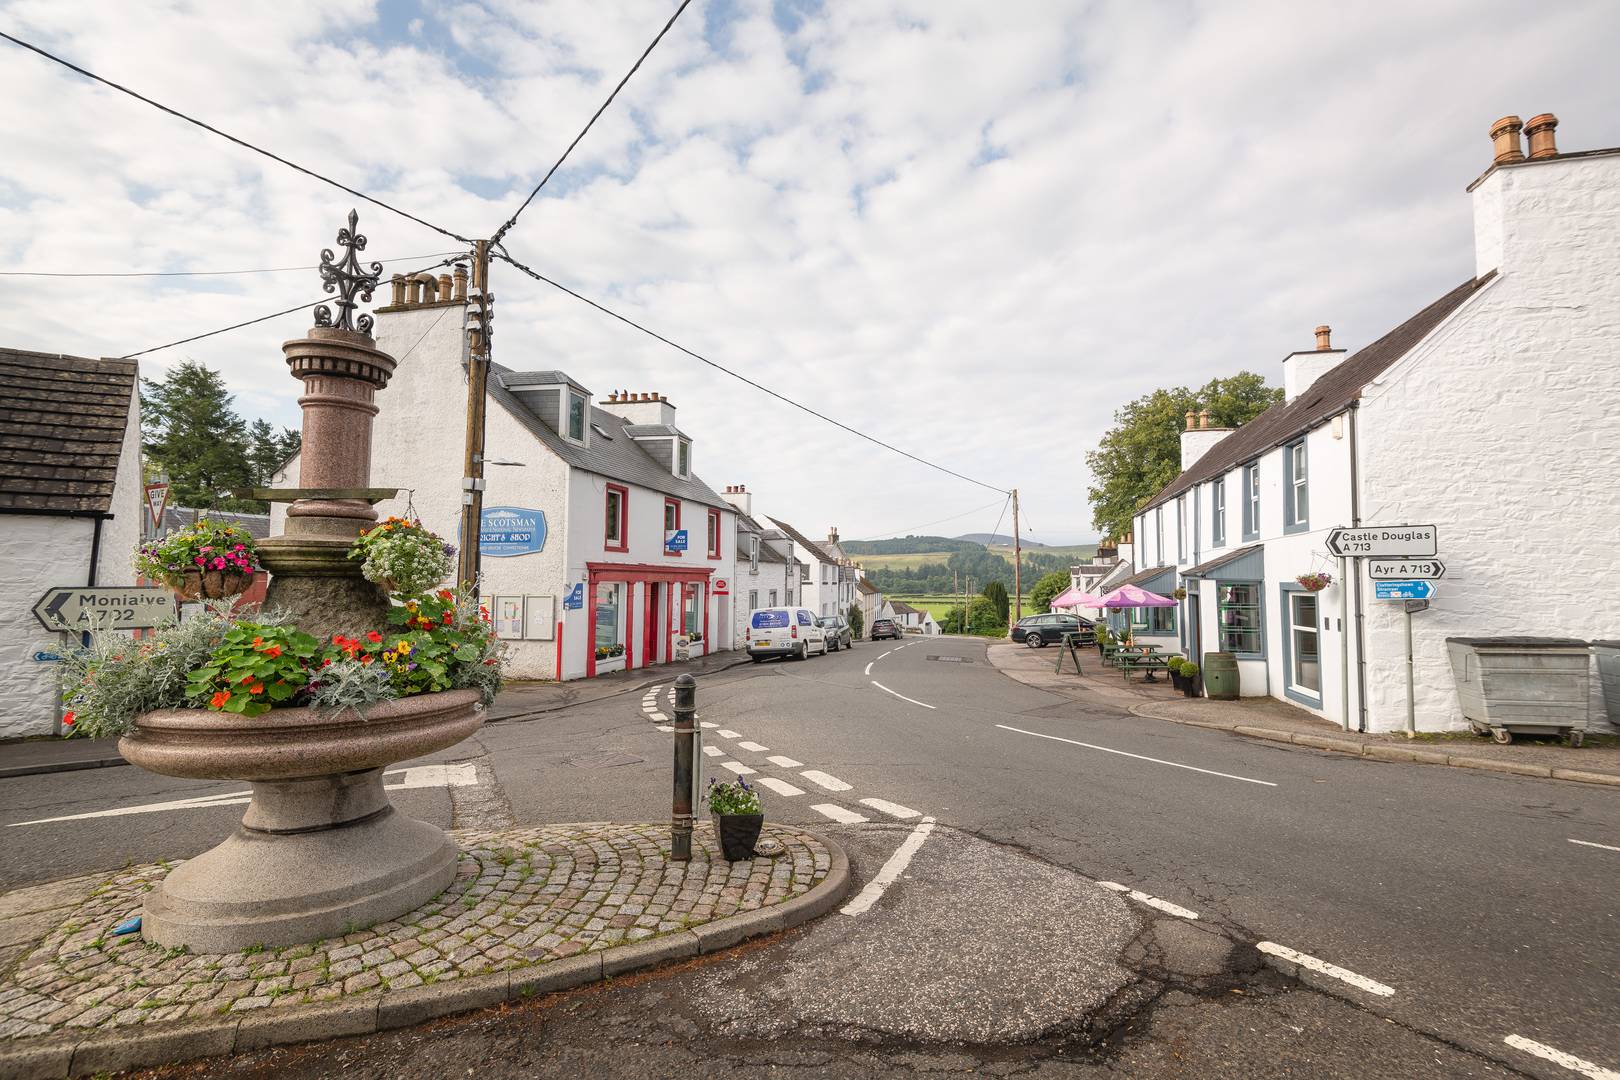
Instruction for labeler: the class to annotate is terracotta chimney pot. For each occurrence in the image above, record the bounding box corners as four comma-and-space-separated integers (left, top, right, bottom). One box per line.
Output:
390, 274, 406, 306
1198, 409, 1211, 429
1490, 115, 1525, 165
1185, 410, 1196, 431
453, 264, 468, 302
1525, 113, 1559, 159
1315, 325, 1332, 351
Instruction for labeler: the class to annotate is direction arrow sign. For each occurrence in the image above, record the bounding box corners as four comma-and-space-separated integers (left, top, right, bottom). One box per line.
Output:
1367, 558, 1446, 580
1373, 580, 1435, 601
1326, 525, 1437, 558
32, 587, 174, 633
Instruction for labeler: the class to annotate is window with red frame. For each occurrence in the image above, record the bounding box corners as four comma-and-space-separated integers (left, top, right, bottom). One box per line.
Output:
664, 498, 681, 556
706, 508, 721, 558
604, 484, 628, 552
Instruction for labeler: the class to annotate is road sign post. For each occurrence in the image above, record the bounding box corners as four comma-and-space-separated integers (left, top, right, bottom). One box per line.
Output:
32, 587, 173, 633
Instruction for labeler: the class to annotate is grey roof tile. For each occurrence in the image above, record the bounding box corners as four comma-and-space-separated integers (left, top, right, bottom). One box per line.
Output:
0, 348, 136, 514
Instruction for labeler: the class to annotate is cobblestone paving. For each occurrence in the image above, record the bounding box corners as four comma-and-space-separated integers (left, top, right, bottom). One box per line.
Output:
0, 823, 828, 1040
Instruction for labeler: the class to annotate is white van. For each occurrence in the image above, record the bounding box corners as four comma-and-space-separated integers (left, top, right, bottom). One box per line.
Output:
746, 607, 828, 662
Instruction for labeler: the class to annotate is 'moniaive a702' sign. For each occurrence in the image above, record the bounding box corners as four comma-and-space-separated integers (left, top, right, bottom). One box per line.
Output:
480, 507, 547, 557
1325, 525, 1437, 558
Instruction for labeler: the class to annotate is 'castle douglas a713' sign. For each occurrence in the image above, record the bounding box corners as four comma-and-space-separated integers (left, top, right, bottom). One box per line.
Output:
1325, 525, 1437, 558
480, 507, 547, 557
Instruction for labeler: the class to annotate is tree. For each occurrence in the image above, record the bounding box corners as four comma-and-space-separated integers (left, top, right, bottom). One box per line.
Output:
1085, 372, 1282, 540
982, 580, 1009, 624
141, 361, 258, 512
942, 595, 1002, 636
247, 419, 302, 488
1030, 570, 1071, 614
847, 601, 864, 639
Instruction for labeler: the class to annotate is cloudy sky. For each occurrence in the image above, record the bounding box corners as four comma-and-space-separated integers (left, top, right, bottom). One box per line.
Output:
4, 0, 1618, 543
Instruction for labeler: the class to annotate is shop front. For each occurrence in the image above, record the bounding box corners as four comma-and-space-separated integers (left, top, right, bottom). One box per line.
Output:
585, 562, 714, 679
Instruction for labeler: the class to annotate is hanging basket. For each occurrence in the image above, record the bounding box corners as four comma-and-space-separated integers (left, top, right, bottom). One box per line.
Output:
176, 568, 254, 600
1296, 572, 1333, 593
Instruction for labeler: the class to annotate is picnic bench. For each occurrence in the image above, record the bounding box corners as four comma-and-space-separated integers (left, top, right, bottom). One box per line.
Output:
1114, 646, 1172, 682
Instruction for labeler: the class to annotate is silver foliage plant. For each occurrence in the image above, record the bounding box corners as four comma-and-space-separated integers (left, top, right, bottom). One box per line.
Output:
307, 657, 397, 717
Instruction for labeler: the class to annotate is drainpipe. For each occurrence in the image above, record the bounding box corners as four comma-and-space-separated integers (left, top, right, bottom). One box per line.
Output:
1348, 402, 1369, 732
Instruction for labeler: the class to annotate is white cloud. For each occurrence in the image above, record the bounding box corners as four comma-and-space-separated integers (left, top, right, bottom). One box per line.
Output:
3, 0, 1618, 541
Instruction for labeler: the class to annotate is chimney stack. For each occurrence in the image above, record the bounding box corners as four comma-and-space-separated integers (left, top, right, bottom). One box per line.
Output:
1490, 115, 1525, 165
1315, 325, 1332, 351
1198, 409, 1211, 429
1185, 409, 1196, 431
1525, 113, 1559, 159
722, 484, 752, 516
453, 264, 468, 302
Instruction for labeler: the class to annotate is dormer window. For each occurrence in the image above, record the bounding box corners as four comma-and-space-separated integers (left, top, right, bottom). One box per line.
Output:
566, 391, 586, 443
676, 439, 690, 478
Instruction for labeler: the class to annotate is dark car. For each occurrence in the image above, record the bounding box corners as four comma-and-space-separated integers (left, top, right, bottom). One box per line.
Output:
1012, 612, 1094, 648
817, 615, 854, 651
870, 618, 902, 641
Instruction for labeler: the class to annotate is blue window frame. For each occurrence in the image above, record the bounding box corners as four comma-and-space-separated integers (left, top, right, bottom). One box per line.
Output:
1241, 463, 1260, 541
1284, 440, 1309, 533
1217, 581, 1264, 658
1212, 480, 1226, 546
1279, 583, 1322, 705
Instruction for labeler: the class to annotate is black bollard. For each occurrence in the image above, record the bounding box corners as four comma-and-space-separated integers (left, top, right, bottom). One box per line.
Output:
672, 673, 697, 861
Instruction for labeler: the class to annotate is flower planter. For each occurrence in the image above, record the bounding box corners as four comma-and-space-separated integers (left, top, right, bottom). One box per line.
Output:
119, 687, 483, 953
1183, 676, 1201, 698
1169, 669, 1187, 692
715, 812, 764, 860
174, 568, 255, 601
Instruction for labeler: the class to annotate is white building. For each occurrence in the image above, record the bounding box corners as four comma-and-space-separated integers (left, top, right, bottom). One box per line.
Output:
1132, 113, 1620, 733
855, 576, 886, 632
768, 519, 856, 618
889, 600, 940, 635
722, 485, 799, 643
0, 349, 143, 738
274, 284, 737, 682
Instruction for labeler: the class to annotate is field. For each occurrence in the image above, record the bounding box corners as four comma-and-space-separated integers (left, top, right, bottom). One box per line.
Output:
986, 543, 1098, 561
849, 552, 952, 571
889, 594, 1031, 622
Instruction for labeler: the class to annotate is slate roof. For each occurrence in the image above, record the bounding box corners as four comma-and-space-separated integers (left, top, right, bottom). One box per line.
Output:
736, 511, 791, 565
856, 577, 881, 595
161, 507, 271, 539
1142, 273, 1495, 513
889, 600, 922, 616
1180, 543, 1262, 579
486, 362, 731, 511
1118, 564, 1175, 589
0, 348, 136, 514
766, 517, 836, 564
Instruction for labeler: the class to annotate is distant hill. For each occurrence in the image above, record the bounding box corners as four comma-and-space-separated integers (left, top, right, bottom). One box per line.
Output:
841, 535, 981, 556
954, 532, 1045, 547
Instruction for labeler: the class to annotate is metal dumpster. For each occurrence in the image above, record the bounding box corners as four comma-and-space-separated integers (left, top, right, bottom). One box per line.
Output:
1445, 637, 1590, 746
1594, 641, 1620, 733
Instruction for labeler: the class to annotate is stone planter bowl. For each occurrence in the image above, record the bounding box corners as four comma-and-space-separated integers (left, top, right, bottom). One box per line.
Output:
119, 688, 484, 953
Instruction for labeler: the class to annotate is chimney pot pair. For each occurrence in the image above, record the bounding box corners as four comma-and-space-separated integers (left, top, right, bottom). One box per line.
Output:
1491, 113, 1558, 165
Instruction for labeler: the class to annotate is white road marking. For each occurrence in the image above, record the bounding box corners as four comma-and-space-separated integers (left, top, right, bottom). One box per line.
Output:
1569, 838, 1620, 853
736, 741, 769, 752
702, 746, 723, 758
767, 755, 803, 768
700, 722, 718, 729
1097, 881, 1200, 920
1504, 1035, 1620, 1079
755, 777, 804, 797
864, 662, 873, 675
657, 725, 674, 733
1256, 942, 1395, 997
800, 770, 852, 792
648, 712, 668, 723
859, 798, 921, 820
996, 724, 1277, 787
716, 728, 742, 738
721, 761, 757, 776
9, 764, 478, 826
811, 803, 868, 824
871, 681, 935, 709
878, 650, 893, 660
651, 685, 663, 692
842, 815, 936, 916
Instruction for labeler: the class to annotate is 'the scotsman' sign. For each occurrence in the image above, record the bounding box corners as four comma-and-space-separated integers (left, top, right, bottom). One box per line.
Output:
1325, 525, 1438, 558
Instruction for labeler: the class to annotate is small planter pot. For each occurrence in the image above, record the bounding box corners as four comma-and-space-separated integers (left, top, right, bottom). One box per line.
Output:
716, 813, 764, 861
1183, 677, 1201, 698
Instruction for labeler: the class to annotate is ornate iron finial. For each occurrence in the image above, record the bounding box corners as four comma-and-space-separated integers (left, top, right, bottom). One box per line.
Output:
313, 209, 384, 334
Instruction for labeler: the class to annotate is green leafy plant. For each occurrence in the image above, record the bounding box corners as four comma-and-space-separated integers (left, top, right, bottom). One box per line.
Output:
307, 657, 397, 716
705, 777, 761, 816
384, 588, 506, 703
349, 516, 455, 595
1180, 661, 1200, 678
132, 519, 260, 590
186, 623, 321, 717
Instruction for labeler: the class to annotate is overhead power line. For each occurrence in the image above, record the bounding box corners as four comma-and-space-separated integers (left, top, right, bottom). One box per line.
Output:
0, 31, 472, 245
0, 251, 461, 279
489, 0, 693, 247
493, 249, 1009, 495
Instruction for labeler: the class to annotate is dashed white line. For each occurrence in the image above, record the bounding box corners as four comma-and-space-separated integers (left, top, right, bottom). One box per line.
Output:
700, 722, 718, 729
995, 724, 1277, 787
716, 728, 742, 738
702, 746, 723, 758
755, 777, 804, 797
720, 761, 757, 776
1504, 1035, 1620, 1079
800, 770, 852, 792
859, 798, 921, 820
811, 803, 868, 824
656, 725, 673, 733
864, 662, 873, 675
648, 712, 668, 722
878, 650, 893, 660
736, 741, 769, 752
842, 815, 936, 916
1569, 838, 1620, 853
871, 681, 935, 709
766, 755, 803, 768
1098, 881, 1200, 920
1255, 942, 1395, 997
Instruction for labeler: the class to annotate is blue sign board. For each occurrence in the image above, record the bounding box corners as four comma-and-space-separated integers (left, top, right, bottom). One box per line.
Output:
563, 583, 585, 610
32, 651, 64, 663
1373, 579, 1435, 601
664, 529, 689, 552
480, 507, 547, 557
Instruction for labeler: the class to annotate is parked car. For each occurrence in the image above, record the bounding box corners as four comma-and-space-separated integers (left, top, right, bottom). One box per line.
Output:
1012, 612, 1094, 648
746, 607, 828, 662
869, 618, 902, 641
817, 615, 854, 651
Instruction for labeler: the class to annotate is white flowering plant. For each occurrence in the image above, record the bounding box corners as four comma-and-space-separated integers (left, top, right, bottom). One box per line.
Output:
348, 516, 455, 596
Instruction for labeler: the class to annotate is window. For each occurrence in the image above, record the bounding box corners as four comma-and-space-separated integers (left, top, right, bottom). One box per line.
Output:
676, 439, 690, 478
603, 484, 628, 552
749, 535, 760, 572
796, 610, 813, 626
748, 589, 758, 612
768, 589, 778, 606
1242, 463, 1260, 540
663, 498, 681, 557
1218, 583, 1263, 656
1285, 440, 1309, 531
1176, 497, 1186, 563
706, 508, 721, 559
1131, 606, 1176, 634
683, 584, 701, 635
1287, 591, 1321, 698
1155, 508, 1164, 564
571, 396, 587, 441
594, 582, 623, 651
1211, 480, 1226, 546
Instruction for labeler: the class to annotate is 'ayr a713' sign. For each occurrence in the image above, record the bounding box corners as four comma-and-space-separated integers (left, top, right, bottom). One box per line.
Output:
1325, 525, 1437, 558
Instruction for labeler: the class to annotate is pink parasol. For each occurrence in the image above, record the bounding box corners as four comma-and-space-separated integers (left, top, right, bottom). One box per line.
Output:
1049, 587, 1096, 608
1096, 583, 1176, 608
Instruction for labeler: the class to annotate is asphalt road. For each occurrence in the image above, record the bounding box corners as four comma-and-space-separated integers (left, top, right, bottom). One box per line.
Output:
7, 635, 1618, 1078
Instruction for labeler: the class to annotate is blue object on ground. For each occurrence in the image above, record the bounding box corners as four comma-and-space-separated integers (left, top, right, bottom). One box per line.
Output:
112, 915, 141, 936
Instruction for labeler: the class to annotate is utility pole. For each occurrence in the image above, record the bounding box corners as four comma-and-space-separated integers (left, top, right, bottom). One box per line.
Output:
1012, 488, 1022, 632
457, 239, 491, 593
